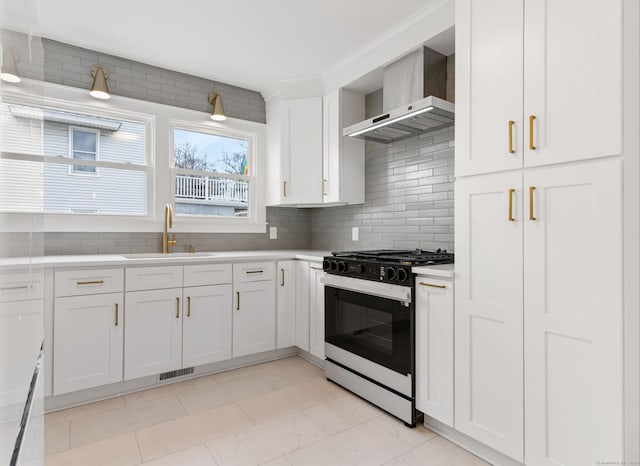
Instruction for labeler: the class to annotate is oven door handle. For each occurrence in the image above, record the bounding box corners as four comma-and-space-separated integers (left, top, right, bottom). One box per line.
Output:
321, 274, 412, 303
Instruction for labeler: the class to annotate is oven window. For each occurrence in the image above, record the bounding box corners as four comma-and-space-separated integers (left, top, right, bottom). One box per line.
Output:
325, 287, 412, 375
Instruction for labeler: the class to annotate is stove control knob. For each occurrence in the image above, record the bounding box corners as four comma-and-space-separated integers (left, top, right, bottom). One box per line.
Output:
322, 260, 330, 271
355, 264, 366, 274
329, 261, 338, 272
385, 267, 397, 280
397, 268, 408, 282
337, 262, 347, 273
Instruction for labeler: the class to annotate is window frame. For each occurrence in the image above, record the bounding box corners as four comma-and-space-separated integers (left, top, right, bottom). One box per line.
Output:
0, 81, 267, 234
68, 126, 100, 176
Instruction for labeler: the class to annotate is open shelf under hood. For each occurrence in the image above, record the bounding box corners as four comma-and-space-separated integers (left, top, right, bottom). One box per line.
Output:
342, 95, 454, 144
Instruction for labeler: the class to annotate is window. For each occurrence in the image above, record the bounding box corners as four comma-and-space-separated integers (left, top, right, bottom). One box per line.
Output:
172, 127, 252, 218
70, 128, 99, 174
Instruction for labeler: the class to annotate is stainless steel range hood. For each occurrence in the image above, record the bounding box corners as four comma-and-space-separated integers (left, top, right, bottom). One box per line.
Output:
343, 47, 454, 144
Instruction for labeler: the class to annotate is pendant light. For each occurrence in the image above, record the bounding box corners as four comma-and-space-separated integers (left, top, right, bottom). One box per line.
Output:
208, 92, 226, 121
89, 65, 111, 99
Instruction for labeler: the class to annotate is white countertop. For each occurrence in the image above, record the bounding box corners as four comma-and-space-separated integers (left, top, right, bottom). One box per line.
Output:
0, 250, 331, 270
412, 263, 454, 279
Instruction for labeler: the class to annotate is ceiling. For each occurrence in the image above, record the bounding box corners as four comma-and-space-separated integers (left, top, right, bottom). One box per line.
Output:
2, 0, 442, 93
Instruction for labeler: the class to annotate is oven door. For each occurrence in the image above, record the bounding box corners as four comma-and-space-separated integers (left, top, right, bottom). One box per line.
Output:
322, 274, 413, 377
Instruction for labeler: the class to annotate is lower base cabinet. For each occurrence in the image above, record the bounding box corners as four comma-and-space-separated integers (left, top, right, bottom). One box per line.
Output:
308, 262, 325, 360
415, 276, 454, 427
54, 293, 123, 394
124, 288, 182, 380
276, 261, 296, 349
182, 284, 232, 367
233, 279, 276, 358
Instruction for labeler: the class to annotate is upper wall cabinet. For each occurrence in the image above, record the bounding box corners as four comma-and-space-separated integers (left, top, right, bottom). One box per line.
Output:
456, 0, 623, 176
266, 97, 323, 206
322, 89, 365, 205
266, 89, 365, 206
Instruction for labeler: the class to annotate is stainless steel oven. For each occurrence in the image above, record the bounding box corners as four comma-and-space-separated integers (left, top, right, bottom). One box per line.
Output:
321, 273, 417, 426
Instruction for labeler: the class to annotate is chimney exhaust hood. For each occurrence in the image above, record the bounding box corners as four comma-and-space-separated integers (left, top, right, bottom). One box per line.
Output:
343, 47, 454, 144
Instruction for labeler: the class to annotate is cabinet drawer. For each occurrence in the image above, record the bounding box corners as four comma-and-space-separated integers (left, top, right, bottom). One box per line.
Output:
126, 266, 183, 291
0, 272, 44, 302
233, 262, 275, 283
55, 268, 123, 297
184, 263, 232, 287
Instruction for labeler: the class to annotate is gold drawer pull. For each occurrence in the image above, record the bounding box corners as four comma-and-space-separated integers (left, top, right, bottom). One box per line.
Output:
245, 270, 264, 274
176, 297, 180, 318
508, 120, 515, 154
323, 179, 328, 196
236, 291, 240, 311
529, 115, 536, 150
310, 266, 323, 271
280, 269, 285, 287
529, 186, 537, 221
0, 285, 30, 291
508, 188, 515, 221
77, 280, 104, 286
115, 303, 119, 326
187, 296, 191, 317
419, 282, 446, 289
283, 181, 287, 197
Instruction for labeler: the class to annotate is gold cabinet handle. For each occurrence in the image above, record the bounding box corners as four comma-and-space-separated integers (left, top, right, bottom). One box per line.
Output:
419, 282, 447, 289
283, 181, 287, 197
508, 120, 515, 154
280, 269, 285, 287
236, 291, 240, 311
115, 303, 119, 326
508, 188, 515, 221
245, 270, 264, 274
529, 115, 536, 150
0, 285, 30, 291
187, 296, 191, 317
323, 179, 328, 196
176, 297, 180, 318
529, 186, 536, 220
77, 280, 104, 286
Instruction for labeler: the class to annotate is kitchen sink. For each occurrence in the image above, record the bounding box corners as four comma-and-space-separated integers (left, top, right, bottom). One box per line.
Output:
122, 252, 218, 259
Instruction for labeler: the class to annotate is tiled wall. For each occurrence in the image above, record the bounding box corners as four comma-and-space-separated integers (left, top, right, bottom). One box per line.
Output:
310, 81, 455, 253
43, 39, 266, 124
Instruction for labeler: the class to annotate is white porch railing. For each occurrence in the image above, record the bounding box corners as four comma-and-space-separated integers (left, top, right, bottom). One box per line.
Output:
176, 175, 248, 204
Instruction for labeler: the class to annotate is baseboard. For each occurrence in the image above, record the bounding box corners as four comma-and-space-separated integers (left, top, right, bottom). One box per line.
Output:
423, 416, 525, 466
295, 349, 325, 369
45, 347, 297, 413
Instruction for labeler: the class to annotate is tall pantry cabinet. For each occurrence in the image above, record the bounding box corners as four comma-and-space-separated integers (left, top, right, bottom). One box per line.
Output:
455, 0, 625, 464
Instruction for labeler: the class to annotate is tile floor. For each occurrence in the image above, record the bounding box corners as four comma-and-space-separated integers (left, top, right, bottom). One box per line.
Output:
43, 356, 490, 465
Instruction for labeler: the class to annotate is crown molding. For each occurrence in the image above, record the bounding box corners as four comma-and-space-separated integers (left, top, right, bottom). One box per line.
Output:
261, 76, 324, 102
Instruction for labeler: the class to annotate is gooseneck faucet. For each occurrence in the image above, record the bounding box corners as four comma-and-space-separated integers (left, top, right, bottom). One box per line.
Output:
162, 204, 177, 254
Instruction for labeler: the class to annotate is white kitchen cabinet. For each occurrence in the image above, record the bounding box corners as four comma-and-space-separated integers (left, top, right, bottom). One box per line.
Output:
308, 262, 325, 360
182, 284, 232, 367
233, 279, 276, 358
54, 293, 123, 394
276, 260, 296, 349
454, 160, 624, 463
454, 172, 524, 461
415, 276, 454, 427
294, 260, 310, 352
523, 160, 623, 466
322, 89, 365, 205
456, 0, 623, 177
124, 288, 183, 380
266, 97, 323, 205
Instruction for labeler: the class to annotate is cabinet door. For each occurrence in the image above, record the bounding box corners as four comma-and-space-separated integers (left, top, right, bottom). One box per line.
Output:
295, 260, 310, 352
233, 280, 276, 357
454, 172, 524, 461
0, 299, 43, 405
524, 160, 623, 466
124, 288, 182, 380
415, 277, 454, 427
308, 263, 325, 360
54, 293, 122, 394
456, 0, 524, 176
276, 261, 296, 349
182, 284, 232, 367
282, 98, 323, 204
523, 0, 623, 168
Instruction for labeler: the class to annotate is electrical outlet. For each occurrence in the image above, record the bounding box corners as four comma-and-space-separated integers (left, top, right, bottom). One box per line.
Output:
352, 227, 359, 241
270, 226, 278, 239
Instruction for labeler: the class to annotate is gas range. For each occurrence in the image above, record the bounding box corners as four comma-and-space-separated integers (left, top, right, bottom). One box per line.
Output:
322, 249, 454, 286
